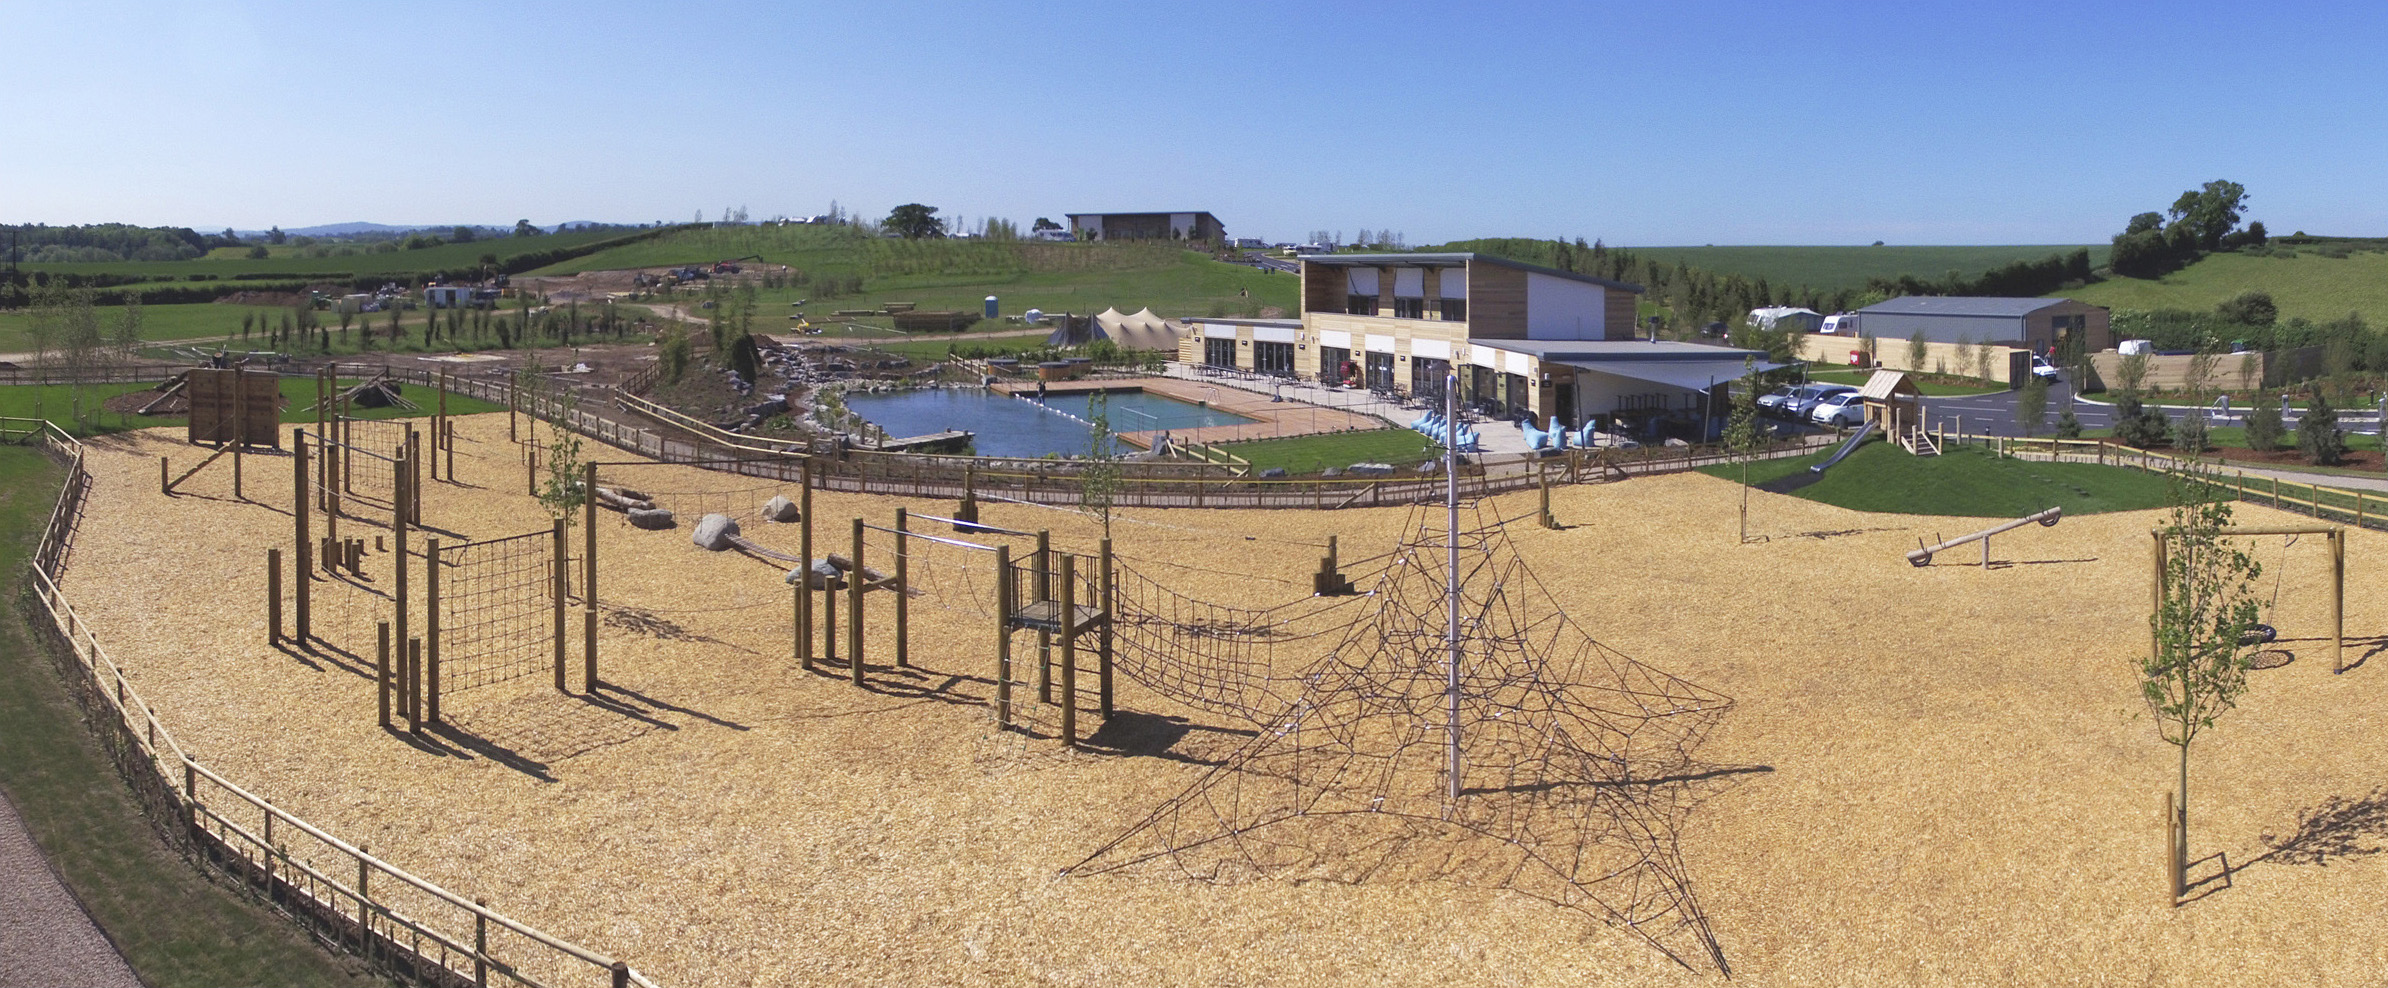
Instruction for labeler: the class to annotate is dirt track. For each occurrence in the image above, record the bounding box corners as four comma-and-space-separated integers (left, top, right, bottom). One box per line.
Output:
58, 416, 2388, 986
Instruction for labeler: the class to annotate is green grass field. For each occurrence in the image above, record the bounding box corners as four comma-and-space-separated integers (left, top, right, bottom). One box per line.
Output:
0, 378, 503, 437
1621, 244, 2111, 293
16, 228, 632, 281
1702, 440, 2175, 516
0, 444, 382, 986
0, 302, 253, 353
535, 225, 1299, 323
1214, 429, 1435, 474
2063, 249, 2388, 325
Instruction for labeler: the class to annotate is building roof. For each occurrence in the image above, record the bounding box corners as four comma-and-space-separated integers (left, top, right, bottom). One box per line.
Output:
1066, 211, 1221, 220
1186, 317, 1303, 330
1857, 296, 2088, 318
1469, 338, 1766, 363
1554, 357, 1789, 392
1299, 252, 1644, 293
1857, 369, 1921, 401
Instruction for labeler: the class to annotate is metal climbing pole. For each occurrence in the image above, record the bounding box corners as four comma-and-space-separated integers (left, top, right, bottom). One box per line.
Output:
1444, 370, 1462, 801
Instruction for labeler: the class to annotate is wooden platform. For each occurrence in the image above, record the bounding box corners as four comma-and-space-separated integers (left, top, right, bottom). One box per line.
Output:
1011, 601, 1104, 635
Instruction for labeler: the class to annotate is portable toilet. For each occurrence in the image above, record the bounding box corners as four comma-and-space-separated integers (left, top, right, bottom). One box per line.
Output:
984, 295, 999, 319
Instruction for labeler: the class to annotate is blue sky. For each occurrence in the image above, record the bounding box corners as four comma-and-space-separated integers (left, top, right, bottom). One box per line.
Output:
5, 0, 2385, 244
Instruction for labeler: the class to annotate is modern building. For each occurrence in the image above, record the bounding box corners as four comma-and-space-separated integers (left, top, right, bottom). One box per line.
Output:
1183, 252, 1776, 437
1847, 296, 2110, 354
1067, 211, 1226, 242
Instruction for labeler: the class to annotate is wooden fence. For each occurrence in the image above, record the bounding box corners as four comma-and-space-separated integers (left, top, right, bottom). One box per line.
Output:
3, 415, 659, 988
1980, 433, 2385, 533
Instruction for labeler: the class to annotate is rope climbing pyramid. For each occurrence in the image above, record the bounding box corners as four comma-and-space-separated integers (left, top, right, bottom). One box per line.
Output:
1069, 501, 1742, 974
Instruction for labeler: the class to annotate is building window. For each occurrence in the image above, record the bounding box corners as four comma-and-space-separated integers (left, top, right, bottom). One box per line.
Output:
1438, 299, 1466, 322
1346, 294, 1377, 315
1392, 297, 1425, 319
1411, 357, 1451, 399
1364, 352, 1396, 392
1203, 337, 1237, 368
1253, 341, 1295, 377
1319, 346, 1352, 385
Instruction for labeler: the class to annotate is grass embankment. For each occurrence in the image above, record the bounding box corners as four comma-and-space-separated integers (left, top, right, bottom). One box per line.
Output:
1702, 440, 2175, 516
1213, 429, 1436, 474
0, 444, 381, 986
534, 224, 1298, 323
2064, 249, 2388, 325
1, 379, 505, 437
16, 228, 633, 282
0, 301, 666, 356
1618, 244, 2111, 293
1804, 368, 2004, 396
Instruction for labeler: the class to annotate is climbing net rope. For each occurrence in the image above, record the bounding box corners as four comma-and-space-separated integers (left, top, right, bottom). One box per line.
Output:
1068, 500, 1742, 975
436, 528, 558, 694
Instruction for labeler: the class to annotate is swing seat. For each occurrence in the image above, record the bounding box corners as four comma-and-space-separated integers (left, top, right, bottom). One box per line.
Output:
2239, 623, 2278, 647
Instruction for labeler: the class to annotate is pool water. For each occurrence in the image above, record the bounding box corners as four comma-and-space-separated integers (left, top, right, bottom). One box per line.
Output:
841, 388, 1253, 458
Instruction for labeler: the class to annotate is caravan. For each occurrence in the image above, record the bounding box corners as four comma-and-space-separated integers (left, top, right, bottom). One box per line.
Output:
1819, 312, 1859, 335
1747, 306, 1823, 333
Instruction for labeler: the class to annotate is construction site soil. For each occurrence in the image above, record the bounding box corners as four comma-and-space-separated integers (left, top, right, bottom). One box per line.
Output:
60, 414, 2388, 987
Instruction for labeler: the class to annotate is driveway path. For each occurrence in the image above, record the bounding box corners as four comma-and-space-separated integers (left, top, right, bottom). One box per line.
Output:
0, 790, 140, 988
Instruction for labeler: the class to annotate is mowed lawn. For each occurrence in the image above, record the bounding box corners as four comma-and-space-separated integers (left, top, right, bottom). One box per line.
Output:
1214, 429, 1436, 474
2064, 249, 2388, 324
0, 378, 503, 436
1703, 440, 2176, 516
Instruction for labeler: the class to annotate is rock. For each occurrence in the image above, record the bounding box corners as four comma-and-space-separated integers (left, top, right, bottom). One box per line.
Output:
745, 397, 788, 419
693, 513, 740, 550
1416, 460, 1442, 474
1348, 462, 1395, 477
762, 495, 801, 522
1320, 467, 1343, 478
1259, 467, 1289, 479
627, 507, 676, 530
786, 558, 846, 590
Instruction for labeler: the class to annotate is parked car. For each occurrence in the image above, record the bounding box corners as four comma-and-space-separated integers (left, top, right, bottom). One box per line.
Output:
1809, 391, 1867, 427
1754, 385, 1800, 417
2030, 355, 2062, 382
1785, 384, 1858, 422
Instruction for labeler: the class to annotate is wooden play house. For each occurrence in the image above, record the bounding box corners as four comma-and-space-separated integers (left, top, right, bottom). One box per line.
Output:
1858, 370, 1935, 455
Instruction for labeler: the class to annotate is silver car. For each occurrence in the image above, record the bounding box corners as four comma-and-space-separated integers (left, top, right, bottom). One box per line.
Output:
1785, 384, 1858, 421
1809, 391, 1867, 427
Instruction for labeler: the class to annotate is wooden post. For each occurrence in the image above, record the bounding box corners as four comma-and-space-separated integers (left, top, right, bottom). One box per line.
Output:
894, 506, 909, 667
426, 538, 441, 725
435, 374, 448, 481
377, 621, 390, 729
2332, 530, 2346, 672
1060, 552, 1078, 746
552, 518, 567, 692
849, 517, 866, 686
2150, 532, 2167, 661
1538, 468, 1556, 529
266, 549, 282, 645
2272, 476, 2281, 508
2165, 790, 2182, 901
473, 899, 488, 988
159, 455, 169, 494
799, 459, 814, 668
1099, 537, 1114, 719
994, 545, 1013, 730
394, 451, 410, 679
293, 430, 311, 645
584, 462, 598, 693
232, 367, 246, 498
406, 637, 422, 735
1036, 529, 1052, 703
824, 580, 838, 665
444, 418, 455, 480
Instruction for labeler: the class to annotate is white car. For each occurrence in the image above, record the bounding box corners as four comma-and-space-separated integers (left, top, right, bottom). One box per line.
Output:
2030, 355, 2061, 382
1809, 391, 1867, 427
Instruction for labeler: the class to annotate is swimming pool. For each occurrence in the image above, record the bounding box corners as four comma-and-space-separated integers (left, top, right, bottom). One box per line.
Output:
841, 388, 1254, 458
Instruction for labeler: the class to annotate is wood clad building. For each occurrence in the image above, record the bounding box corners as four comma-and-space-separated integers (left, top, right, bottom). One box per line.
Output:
1066, 211, 1226, 242
1183, 252, 1775, 437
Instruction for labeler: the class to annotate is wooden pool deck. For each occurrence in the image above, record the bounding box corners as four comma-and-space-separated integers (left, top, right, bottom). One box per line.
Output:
988, 377, 1386, 448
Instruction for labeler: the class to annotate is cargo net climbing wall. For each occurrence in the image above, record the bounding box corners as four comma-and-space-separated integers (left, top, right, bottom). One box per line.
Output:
1104, 559, 1375, 724
435, 529, 558, 694
1069, 501, 1743, 975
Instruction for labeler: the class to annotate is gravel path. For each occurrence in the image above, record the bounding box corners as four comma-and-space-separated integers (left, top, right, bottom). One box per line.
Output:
0, 789, 139, 988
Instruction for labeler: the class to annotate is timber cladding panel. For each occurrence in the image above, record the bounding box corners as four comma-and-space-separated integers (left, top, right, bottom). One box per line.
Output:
1301, 265, 1348, 315
185, 368, 284, 446
1605, 291, 1639, 340
1466, 262, 1528, 339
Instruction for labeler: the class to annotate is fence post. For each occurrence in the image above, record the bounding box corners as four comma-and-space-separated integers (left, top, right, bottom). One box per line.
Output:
894, 506, 909, 668
1099, 538, 1114, 719
426, 538, 441, 725
377, 622, 391, 730
474, 899, 489, 988
2333, 530, 2346, 673
850, 517, 866, 686
584, 462, 599, 692
266, 549, 282, 645
406, 638, 422, 735
1035, 530, 1052, 703
799, 459, 813, 669
553, 518, 568, 692
1060, 552, 1078, 747
160, 455, 169, 494
293, 430, 311, 644
394, 458, 410, 713
994, 545, 1012, 730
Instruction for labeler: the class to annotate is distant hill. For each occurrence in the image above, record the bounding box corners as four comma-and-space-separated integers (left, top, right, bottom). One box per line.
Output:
2063, 246, 2388, 325
236, 221, 635, 238
1619, 244, 2111, 293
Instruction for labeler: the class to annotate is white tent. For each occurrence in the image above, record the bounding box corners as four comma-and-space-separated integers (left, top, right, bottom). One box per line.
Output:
1045, 307, 1187, 351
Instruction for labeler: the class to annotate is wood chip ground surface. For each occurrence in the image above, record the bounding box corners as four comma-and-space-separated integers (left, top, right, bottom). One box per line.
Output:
64, 416, 2388, 986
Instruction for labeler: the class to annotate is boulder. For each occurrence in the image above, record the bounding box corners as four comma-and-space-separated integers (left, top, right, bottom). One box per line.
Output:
1258, 467, 1288, 479
786, 558, 846, 590
762, 495, 801, 522
745, 396, 789, 419
692, 513, 740, 551
627, 507, 676, 530
1320, 467, 1343, 478
1416, 460, 1442, 475
1348, 462, 1396, 477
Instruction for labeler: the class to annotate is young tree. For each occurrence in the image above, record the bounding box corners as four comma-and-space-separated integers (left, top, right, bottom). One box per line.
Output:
1722, 363, 1767, 544
2015, 372, 2048, 438
2143, 471, 2262, 896
660, 326, 693, 383
2053, 407, 2083, 439
1079, 391, 1121, 541
1906, 331, 1928, 374
2115, 351, 2151, 395
2297, 393, 2346, 466
2244, 397, 2283, 452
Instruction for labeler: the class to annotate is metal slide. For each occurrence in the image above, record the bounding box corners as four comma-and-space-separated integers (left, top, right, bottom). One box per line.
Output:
1808, 420, 1879, 474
